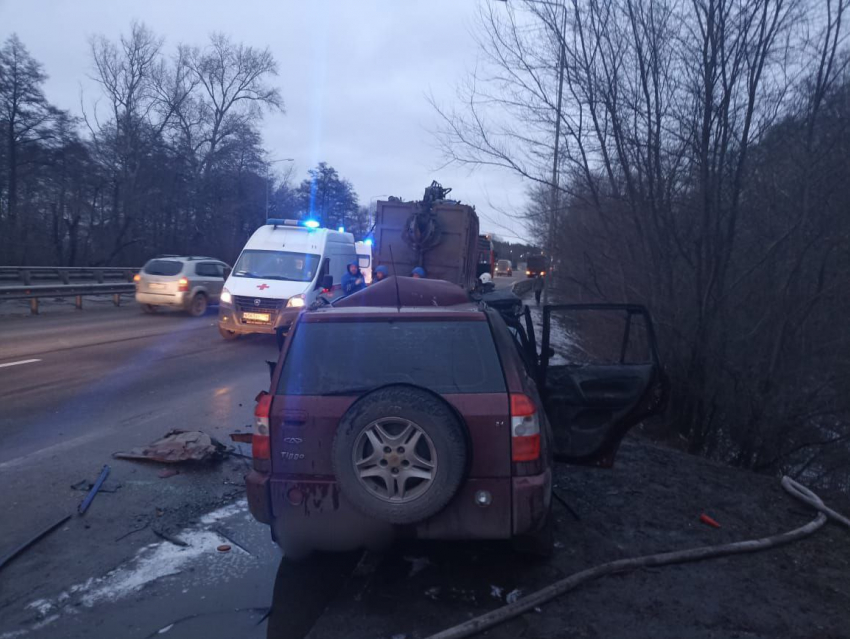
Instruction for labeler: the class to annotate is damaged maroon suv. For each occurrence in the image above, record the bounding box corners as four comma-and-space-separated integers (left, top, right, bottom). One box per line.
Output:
245, 277, 667, 558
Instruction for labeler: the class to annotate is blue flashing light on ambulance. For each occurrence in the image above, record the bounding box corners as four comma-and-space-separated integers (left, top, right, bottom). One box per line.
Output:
217, 219, 365, 340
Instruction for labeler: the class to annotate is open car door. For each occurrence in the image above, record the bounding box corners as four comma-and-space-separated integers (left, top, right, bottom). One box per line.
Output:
539, 304, 668, 467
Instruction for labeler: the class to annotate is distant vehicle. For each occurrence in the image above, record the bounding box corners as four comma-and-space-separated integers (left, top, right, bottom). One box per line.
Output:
495, 259, 513, 277
245, 278, 668, 558
372, 182, 480, 290
355, 240, 372, 284
135, 256, 230, 316
526, 254, 548, 278
217, 219, 357, 340
477, 234, 495, 279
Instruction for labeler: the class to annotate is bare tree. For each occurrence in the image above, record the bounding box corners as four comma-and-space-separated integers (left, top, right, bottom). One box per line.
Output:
434, 0, 850, 488
0, 34, 56, 261
183, 34, 283, 177
87, 21, 167, 262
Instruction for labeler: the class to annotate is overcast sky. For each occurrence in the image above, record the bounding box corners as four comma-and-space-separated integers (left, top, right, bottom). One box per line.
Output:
1, 0, 531, 242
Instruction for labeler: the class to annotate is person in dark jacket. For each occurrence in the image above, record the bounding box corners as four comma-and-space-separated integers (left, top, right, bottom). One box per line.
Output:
341, 262, 366, 295
533, 274, 545, 306
411, 266, 426, 278
373, 265, 390, 282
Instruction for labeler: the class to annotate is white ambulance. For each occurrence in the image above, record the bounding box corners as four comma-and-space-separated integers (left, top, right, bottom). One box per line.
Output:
218, 219, 358, 339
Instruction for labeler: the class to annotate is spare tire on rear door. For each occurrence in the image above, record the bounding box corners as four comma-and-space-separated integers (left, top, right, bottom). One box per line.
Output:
332, 385, 468, 525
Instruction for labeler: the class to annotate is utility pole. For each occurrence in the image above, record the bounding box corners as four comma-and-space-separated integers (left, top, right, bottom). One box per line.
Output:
496, 0, 566, 307
545, 4, 566, 308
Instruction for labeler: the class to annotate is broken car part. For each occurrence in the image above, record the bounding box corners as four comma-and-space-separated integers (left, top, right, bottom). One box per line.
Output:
0, 515, 71, 573
78, 464, 110, 515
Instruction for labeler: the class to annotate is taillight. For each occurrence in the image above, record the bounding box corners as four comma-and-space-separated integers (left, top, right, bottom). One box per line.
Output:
178, 277, 189, 292
253, 392, 272, 461
511, 393, 540, 462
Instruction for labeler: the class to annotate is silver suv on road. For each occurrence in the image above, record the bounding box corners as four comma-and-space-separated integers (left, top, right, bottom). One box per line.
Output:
135, 256, 230, 316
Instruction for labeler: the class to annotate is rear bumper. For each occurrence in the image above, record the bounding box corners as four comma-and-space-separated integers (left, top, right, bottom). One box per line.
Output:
136, 291, 189, 307
246, 470, 273, 524
512, 468, 552, 535
247, 470, 551, 551
217, 305, 299, 335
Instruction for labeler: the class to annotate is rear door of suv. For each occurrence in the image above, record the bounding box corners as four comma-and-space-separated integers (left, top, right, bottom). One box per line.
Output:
270, 314, 512, 480
139, 259, 185, 299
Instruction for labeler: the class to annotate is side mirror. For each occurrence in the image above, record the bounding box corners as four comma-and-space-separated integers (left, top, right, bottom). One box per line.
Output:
321, 274, 334, 291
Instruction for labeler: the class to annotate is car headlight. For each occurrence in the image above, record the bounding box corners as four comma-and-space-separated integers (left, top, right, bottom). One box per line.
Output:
286, 295, 305, 308
221, 288, 232, 304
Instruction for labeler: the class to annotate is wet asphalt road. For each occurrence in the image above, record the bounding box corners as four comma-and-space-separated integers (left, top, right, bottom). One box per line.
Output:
0, 298, 278, 638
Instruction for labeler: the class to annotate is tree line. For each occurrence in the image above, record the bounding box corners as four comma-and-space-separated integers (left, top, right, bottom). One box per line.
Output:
435, 0, 850, 489
0, 25, 365, 267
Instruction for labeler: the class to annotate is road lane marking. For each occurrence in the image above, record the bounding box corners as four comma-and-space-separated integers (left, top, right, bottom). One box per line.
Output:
0, 358, 41, 369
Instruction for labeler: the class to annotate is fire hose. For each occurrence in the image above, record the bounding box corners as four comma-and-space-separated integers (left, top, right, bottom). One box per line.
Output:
425, 477, 850, 639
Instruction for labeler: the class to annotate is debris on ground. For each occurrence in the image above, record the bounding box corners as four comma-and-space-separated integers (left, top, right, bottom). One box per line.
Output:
157, 469, 180, 479
114, 523, 149, 542
217, 544, 231, 552
113, 430, 227, 464
211, 525, 252, 555
152, 528, 188, 547
229, 432, 253, 444
404, 556, 431, 577
78, 465, 110, 515
505, 588, 522, 604
70, 479, 121, 493
0, 515, 71, 572
700, 513, 722, 528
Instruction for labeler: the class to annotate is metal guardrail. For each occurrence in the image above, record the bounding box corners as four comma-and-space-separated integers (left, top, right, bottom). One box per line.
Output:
0, 266, 139, 286
0, 266, 140, 314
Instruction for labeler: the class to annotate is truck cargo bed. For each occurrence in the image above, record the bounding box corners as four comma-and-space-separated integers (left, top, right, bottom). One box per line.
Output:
374, 200, 480, 290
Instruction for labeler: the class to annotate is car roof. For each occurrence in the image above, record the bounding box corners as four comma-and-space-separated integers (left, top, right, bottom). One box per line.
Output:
306, 276, 484, 321
245, 225, 352, 253
149, 256, 223, 262
303, 307, 485, 322
334, 276, 470, 307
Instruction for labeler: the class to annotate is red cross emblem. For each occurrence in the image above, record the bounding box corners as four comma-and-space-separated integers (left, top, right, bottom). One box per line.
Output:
257, 283, 270, 290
